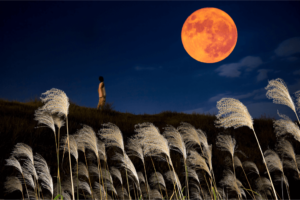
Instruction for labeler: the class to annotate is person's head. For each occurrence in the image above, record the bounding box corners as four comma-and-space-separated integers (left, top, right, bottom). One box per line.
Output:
99, 76, 104, 82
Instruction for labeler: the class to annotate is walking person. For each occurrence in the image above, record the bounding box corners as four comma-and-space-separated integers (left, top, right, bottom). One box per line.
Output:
97, 76, 106, 111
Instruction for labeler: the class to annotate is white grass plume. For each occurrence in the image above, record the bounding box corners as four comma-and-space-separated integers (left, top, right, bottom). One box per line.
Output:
61, 177, 75, 197
186, 167, 200, 183
149, 172, 166, 189
187, 150, 211, 177
276, 139, 300, 177
40, 88, 69, 118
137, 172, 145, 184
22, 169, 35, 189
163, 125, 187, 161
62, 191, 71, 200
255, 177, 272, 198
264, 149, 284, 173
189, 183, 201, 200
216, 134, 236, 158
76, 125, 99, 159
101, 169, 113, 183
243, 161, 260, 176
149, 189, 162, 200
126, 137, 145, 164
23, 158, 38, 181
61, 135, 78, 161
234, 156, 242, 168
215, 98, 253, 130
75, 162, 89, 179
75, 180, 92, 196
52, 114, 65, 129
94, 182, 107, 200
104, 180, 117, 195
88, 164, 100, 177
34, 108, 56, 133
203, 144, 213, 171
98, 122, 125, 153
112, 152, 139, 186
97, 140, 107, 162
110, 167, 123, 185
177, 122, 208, 150
273, 110, 300, 142
165, 170, 182, 191
219, 169, 245, 199
116, 186, 128, 198
12, 143, 34, 165
4, 176, 23, 194
26, 189, 37, 200
134, 122, 173, 166
274, 174, 289, 187
6, 156, 23, 174
215, 97, 278, 199
34, 153, 53, 197
265, 78, 300, 123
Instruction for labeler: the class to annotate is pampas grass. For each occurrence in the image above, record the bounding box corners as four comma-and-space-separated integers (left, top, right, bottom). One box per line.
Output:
273, 110, 300, 142
264, 149, 290, 199
215, 97, 277, 200
39, 88, 74, 200
163, 125, 189, 199
265, 78, 300, 125
112, 152, 139, 192
34, 153, 53, 199
4, 81, 300, 200
243, 161, 260, 176
219, 169, 246, 199
4, 176, 24, 200
276, 139, 300, 178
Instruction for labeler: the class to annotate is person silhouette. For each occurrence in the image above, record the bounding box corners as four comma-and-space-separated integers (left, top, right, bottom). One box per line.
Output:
97, 76, 106, 111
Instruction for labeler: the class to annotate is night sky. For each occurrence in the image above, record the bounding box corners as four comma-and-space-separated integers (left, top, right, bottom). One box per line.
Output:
1, 1, 300, 120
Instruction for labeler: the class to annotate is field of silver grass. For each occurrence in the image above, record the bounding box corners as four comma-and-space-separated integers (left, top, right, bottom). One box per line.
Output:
4, 78, 300, 200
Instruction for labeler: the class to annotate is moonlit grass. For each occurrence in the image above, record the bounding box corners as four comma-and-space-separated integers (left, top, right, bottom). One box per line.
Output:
215, 98, 254, 130
40, 88, 70, 118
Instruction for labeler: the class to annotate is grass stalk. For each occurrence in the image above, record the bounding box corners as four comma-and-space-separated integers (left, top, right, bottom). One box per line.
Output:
83, 151, 94, 199
149, 157, 164, 198
241, 166, 256, 200
97, 158, 104, 200
164, 156, 179, 200
252, 129, 278, 200
142, 163, 150, 200
184, 160, 189, 200
66, 117, 75, 200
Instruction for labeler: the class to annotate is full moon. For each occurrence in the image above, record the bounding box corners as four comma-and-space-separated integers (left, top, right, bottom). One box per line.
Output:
181, 7, 238, 63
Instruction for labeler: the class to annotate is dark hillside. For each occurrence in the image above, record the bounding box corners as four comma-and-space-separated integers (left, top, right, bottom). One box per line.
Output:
1, 98, 300, 199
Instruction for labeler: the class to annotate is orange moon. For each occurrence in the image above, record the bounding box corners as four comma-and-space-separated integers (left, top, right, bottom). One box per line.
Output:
181, 7, 238, 63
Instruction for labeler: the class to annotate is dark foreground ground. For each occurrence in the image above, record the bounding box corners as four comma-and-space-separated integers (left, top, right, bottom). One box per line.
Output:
1, 98, 300, 199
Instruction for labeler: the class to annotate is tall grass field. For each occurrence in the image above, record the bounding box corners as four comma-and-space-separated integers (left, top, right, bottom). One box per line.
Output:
1, 78, 300, 200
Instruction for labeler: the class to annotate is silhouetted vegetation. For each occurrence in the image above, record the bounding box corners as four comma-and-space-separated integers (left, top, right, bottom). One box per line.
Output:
1, 96, 300, 199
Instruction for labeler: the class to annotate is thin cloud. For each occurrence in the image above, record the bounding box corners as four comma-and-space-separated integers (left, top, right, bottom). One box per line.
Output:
257, 69, 272, 82
208, 89, 265, 104
274, 37, 300, 57
208, 93, 230, 103
215, 56, 263, 78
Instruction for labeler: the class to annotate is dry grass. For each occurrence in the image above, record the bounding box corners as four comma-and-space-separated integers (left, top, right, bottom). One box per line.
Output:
219, 169, 246, 199
34, 153, 53, 197
273, 110, 300, 142
265, 78, 299, 124
2, 78, 300, 200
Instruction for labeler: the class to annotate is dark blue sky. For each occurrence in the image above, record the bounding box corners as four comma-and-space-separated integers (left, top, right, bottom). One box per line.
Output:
1, 1, 300, 120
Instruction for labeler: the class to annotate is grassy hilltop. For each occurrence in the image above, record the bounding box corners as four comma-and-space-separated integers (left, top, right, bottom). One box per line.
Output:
1, 97, 300, 200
